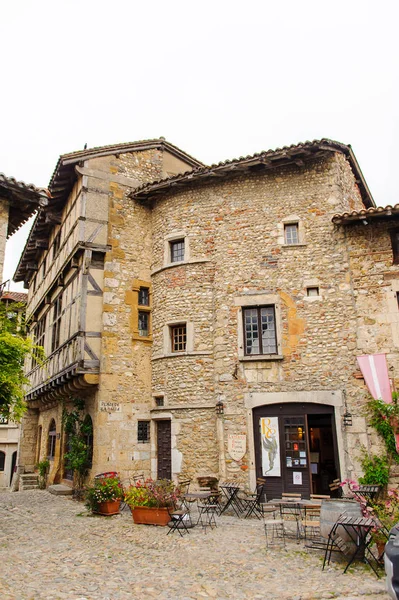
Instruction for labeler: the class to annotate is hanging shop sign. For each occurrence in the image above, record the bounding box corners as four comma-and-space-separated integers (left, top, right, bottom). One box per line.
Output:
260, 417, 281, 477
228, 434, 247, 461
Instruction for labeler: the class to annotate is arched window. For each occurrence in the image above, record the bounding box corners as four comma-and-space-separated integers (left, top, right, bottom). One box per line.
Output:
0, 451, 5, 471
48, 419, 57, 460
82, 415, 93, 469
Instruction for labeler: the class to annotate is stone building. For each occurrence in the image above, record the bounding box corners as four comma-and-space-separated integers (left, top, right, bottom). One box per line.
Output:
15, 137, 399, 498
0, 174, 47, 488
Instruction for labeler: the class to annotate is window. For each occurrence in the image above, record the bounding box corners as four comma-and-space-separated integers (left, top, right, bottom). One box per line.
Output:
284, 223, 299, 245
42, 256, 47, 279
390, 230, 399, 264
32, 315, 46, 367
51, 295, 62, 352
171, 324, 187, 352
138, 287, 149, 306
53, 231, 61, 258
307, 287, 319, 297
0, 416, 8, 424
243, 306, 277, 355
138, 421, 150, 443
138, 311, 149, 337
0, 451, 5, 471
170, 239, 185, 263
155, 396, 164, 407
48, 419, 57, 459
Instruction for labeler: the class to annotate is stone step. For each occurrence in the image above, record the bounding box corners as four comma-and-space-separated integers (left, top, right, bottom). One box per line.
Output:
48, 484, 73, 496
19, 473, 39, 491
21, 484, 40, 490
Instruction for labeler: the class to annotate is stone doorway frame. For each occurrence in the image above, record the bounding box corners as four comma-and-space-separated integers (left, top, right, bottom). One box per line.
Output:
244, 390, 345, 491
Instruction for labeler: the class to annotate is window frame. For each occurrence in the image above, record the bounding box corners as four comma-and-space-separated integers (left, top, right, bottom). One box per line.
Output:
48, 420, 57, 460
138, 286, 150, 306
284, 223, 299, 245
170, 323, 187, 352
242, 305, 278, 356
0, 451, 5, 472
138, 310, 149, 337
51, 294, 62, 353
137, 420, 150, 443
170, 239, 185, 263
390, 230, 399, 265
235, 294, 283, 361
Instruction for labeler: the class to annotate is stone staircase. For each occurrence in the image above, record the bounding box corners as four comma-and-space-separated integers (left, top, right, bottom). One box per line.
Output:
19, 473, 39, 491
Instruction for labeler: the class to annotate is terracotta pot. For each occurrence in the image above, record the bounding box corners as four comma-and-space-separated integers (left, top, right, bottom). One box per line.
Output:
97, 499, 121, 515
131, 506, 170, 526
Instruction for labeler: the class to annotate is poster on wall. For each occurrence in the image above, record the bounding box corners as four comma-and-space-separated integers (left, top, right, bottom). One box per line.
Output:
260, 417, 281, 477
293, 471, 302, 485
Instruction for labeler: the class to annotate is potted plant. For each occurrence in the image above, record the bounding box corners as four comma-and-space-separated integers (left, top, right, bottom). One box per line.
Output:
36, 459, 50, 489
84, 475, 124, 515
369, 489, 399, 557
124, 478, 181, 526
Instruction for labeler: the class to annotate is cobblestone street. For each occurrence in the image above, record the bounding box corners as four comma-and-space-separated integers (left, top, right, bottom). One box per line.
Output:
0, 490, 389, 600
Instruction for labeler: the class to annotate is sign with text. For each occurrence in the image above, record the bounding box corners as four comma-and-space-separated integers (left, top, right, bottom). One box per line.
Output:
228, 434, 247, 461
99, 400, 121, 413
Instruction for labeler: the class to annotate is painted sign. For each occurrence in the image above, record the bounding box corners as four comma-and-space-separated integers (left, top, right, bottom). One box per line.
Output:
228, 434, 247, 461
293, 471, 302, 485
99, 401, 121, 413
260, 417, 281, 477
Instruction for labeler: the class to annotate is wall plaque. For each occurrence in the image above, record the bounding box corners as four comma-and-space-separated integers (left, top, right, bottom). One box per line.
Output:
99, 400, 121, 413
228, 434, 247, 461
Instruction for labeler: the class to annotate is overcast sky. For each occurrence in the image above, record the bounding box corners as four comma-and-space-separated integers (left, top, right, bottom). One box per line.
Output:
1, 0, 398, 290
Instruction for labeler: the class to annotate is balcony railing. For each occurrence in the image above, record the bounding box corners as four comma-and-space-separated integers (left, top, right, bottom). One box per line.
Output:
26, 332, 100, 397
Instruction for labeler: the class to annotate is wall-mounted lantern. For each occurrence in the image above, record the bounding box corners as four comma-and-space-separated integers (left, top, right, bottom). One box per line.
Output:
216, 399, 225, 416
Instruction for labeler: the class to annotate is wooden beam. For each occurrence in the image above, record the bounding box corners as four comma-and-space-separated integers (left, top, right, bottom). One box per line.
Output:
45, 212, 62, 225
35, 239, 48, 249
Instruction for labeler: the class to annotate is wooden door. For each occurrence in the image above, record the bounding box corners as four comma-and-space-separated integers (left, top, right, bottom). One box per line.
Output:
253, 403, 336, 500
157, 420, 171, 480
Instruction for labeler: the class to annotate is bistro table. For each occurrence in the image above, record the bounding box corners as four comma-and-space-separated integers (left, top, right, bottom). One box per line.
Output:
322, 515, 380, 576
219, 482, 245, 517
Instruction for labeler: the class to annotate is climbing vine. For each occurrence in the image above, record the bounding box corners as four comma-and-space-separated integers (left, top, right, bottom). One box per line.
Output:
62, 397, 93, 494
367, 393, 399, 464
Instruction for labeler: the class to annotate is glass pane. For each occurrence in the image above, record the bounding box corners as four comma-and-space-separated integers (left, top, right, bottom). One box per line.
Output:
138, 287, 149, 306
260, 307, 277, 353
244, 308, 259, 354
284, 224, 299, 245
170, 240, 185, 262
138, 312, 149, 336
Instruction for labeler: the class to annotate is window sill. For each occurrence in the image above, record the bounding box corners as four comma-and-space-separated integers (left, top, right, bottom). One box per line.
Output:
152, 350, 213, 361
151, 258, 211, 276
281, 243, 307, 248
239, 354, 284, 362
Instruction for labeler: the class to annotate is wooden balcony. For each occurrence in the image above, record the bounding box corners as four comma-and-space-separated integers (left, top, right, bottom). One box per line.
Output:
26, 332, 100, 402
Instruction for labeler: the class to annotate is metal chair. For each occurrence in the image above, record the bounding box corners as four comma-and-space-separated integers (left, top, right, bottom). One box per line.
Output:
167, 501, 191, 536
263, 505, 286, 549
241, 478, 267, 519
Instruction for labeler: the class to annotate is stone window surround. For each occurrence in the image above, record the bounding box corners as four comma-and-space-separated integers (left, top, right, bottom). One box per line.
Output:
278, 215, 307, 247
235, 293, 284, 361
304, 279, 322, 302
131, 278, 152, 343
164, 231, 190, 266
163, 319, 194, 356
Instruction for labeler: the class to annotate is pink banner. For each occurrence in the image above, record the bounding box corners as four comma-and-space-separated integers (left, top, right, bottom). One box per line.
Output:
357, 353, 392, 404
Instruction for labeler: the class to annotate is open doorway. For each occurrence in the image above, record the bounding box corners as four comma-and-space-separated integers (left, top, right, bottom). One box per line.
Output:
308, 413, 338, 495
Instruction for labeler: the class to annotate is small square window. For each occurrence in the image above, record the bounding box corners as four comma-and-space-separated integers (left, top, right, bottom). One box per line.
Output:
170, 239, 185, 263
307, 287, 319, 297
138, 421, 150, 443
155, 396, 164, 407
171, 324, 187, 352
138, 287, 149, 306
138, 311, 149, 337
284, 223, 299, 245
390, 230, 399, 265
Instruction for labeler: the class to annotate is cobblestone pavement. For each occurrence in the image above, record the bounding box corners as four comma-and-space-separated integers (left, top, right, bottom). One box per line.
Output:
0, 490, 389, 600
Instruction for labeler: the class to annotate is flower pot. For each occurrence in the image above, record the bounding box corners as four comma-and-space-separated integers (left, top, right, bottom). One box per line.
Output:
97, 499, 121, 515
131, 506, 170, 526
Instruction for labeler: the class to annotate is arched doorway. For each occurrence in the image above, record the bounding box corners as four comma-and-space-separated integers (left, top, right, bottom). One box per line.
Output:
253, 403, 340, 499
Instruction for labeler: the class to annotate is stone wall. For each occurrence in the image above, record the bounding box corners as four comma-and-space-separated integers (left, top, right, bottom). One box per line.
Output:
148, 153, 372, 485
0, 199, 9, 281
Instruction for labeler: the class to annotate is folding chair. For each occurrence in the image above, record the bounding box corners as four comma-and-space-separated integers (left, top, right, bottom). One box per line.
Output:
197, 500, 218, 532
300, 505, 321, 540
328, 479, 342, 498
167, 501, 191, 537
241, 478, 266, 519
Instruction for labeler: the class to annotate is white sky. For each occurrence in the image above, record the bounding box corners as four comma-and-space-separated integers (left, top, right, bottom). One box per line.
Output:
1, 0, 398, 290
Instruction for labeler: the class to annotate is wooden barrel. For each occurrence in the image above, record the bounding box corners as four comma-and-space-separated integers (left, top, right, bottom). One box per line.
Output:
320, 498, 362, 543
